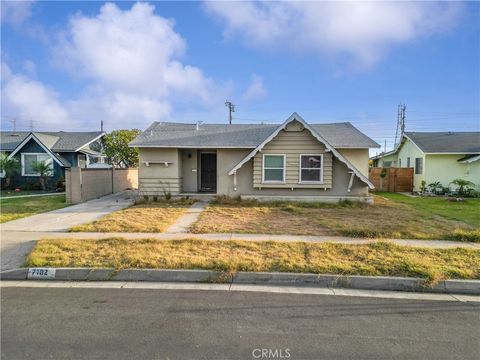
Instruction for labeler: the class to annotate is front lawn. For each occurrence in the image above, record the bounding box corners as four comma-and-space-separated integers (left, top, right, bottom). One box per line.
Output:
70, 200, 195, 233
26, 238, 480, 283
190, 195, 480, 241
0, 195, 68, 223
1, 190, 60, 198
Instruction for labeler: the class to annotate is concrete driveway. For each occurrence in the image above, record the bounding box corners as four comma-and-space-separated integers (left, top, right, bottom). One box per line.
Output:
0, 191, 135, 271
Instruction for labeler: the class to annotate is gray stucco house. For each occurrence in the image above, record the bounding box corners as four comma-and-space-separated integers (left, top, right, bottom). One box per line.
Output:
129, 113, 380, 202
1, 131, 106, 189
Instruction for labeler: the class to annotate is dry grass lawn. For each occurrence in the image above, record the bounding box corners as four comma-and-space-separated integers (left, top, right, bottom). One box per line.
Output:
26, 238, 480, 283
71, 201, 194, 233
190, 196, 480, 241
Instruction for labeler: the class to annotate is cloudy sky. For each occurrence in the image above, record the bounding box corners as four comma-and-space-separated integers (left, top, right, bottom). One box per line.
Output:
1, 1, 479, 153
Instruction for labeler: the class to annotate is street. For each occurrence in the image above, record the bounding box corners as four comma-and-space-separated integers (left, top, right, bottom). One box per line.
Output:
1, 286, 479, 360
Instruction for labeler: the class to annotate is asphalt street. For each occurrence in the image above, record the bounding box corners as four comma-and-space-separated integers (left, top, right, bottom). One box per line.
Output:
1, 287, 479, 360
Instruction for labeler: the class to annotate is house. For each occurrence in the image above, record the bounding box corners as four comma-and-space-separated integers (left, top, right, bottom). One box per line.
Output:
0, 131, 106, 188
370, 131, 480, 191
129, 113, 380, 202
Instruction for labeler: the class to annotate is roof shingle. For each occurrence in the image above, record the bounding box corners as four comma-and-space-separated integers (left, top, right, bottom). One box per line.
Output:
405, 132, 480, 153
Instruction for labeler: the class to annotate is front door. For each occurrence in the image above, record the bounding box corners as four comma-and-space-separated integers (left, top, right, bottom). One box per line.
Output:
199, 152, 217, 192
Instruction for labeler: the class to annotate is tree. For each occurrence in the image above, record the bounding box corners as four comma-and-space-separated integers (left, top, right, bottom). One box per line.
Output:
0, 153, 20, 189
103, 129, 141, 168
33, 160, 53, 191
450, 178, 475, 196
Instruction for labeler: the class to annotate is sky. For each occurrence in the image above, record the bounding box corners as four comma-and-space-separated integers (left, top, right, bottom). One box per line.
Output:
1, 1, 479, 154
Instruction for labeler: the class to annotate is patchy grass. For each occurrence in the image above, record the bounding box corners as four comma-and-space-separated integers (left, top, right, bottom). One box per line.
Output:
26, 238, 480, 283
70, 200, 195, 233
1, 190, 60, 198
0, 195, 68, 223
191, 195, 480, 241
378, 192, 480, 227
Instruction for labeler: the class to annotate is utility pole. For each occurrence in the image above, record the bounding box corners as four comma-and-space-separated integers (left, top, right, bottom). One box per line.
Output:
225, 100, 235, 124
394, 103, 406, 149
101, 120, 104, 132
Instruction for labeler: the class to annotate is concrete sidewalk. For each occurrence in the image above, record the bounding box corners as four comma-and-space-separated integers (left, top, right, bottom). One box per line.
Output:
5, 231, 479, 249
165, 201, 208, 233
1, 191, 135, 270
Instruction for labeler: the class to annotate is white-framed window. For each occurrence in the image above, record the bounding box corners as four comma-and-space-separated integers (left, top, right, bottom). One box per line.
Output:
262, 154, 286, 183
415, 157, 423, 174
299, 154, 323, 183
21, 153, 53, 176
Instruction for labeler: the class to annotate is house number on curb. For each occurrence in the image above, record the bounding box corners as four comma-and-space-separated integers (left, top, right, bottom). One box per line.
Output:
28, 268, 56, 279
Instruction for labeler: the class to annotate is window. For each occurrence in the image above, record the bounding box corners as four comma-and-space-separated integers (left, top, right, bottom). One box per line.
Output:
415, 157, 423, 174
407, 157, 411, 168
262, 154, 285, 182
299, 154, 323, 183
398, 158, 402, 167
21, 153, 53, 176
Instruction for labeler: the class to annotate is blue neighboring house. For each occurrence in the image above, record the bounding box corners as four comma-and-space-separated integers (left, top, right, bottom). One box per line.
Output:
0, 131, 107, 189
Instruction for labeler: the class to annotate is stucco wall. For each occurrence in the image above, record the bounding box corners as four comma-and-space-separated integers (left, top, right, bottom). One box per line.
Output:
181, 149, 198, 192
425, 154, 480, 189
396, 138, 425, 191
138, 148, 182, 195
337, 148, 369, 176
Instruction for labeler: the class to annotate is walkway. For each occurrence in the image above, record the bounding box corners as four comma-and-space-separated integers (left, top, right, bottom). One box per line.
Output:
0, 191, 135, 271
165, 201, 208, 233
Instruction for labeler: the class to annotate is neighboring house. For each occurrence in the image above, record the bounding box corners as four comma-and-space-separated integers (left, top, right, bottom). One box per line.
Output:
370, 131, 480, 191
0, 131, 106, 187
129, 113, 380, 202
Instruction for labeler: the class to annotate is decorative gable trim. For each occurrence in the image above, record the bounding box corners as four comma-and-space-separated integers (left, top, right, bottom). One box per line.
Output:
7, 133, 64, 167
228, 112, 375, 189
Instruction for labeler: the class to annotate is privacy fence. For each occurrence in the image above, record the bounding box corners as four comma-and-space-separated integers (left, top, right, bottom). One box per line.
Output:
65, 167, 138, 204
369, 167, 413, 192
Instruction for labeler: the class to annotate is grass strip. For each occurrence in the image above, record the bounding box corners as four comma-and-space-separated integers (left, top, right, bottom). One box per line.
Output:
26, 238, 480, 284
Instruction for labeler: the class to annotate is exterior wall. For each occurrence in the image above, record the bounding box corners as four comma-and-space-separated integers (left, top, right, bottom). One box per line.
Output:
337, 148, 369, 176
10, 138, 64, 189
138, 148, 182, 195
252, 126, 333, 189
181, 149, 198, 192
396, 138, 425, 191
217, 148, 368, 198
66, 167, 138, 204
425, 155, 480, 189
374, 153, 398, 167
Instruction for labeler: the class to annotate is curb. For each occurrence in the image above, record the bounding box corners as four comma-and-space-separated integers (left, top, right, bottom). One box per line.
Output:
1, 268, 479, 295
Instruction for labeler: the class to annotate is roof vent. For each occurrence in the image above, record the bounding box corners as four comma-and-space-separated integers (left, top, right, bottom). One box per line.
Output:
149, 130, 153, 136
196, 121, 203, 131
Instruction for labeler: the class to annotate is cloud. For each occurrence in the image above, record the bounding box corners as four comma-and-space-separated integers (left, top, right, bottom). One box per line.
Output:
1, 63, 71, 129
2, 2, 230, 131
243, 74, 266, 102
1, 0, 35, 26
204, 1, 462, 67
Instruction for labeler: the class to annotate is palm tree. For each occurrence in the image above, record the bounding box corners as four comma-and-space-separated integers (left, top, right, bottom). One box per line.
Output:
450, 178, 475, 196
0, 153, 20, 189
33, 160, 53, 191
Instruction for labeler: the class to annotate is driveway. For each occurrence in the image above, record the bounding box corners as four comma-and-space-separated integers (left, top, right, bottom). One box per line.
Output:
0, 191, 135, 271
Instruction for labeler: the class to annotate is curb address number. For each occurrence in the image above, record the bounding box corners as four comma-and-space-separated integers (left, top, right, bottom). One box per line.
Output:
28, 268, 56, 279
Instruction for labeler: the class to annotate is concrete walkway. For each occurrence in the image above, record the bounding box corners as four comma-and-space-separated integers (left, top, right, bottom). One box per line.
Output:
1, 192, 65, 200
165, 201, 208, 233
0, 191, 135, 271
5, 231, 478, 249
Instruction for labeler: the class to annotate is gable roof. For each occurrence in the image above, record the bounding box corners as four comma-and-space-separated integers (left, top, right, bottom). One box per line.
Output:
404, 132, 480, 154
129, 120, 380, 149
228, 113, 375, 189
0, 131, 105, 152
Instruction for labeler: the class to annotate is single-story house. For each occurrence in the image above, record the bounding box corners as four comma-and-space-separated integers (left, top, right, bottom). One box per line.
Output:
129, 113, 380, 202
370, 131, 480, 191
0, 131, 106, 188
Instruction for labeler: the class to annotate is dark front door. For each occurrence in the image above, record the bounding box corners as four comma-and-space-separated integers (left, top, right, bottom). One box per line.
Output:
200, 152, 217, 192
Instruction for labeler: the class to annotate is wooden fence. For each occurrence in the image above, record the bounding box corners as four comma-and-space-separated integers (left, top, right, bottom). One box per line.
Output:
369, 167, 413, 192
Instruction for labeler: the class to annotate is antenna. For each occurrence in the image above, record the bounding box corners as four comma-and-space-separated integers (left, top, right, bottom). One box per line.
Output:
394, 103, 406, 149
225, 100, 235, 124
